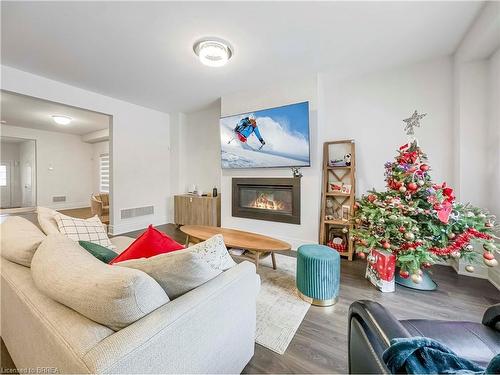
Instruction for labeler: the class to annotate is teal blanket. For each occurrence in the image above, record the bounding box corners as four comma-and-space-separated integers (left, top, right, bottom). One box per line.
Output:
382, 337, 500, 374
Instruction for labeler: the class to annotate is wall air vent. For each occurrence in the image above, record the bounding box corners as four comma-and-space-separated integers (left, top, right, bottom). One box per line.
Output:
121, 205, 154, 219
52, 196, 66, 202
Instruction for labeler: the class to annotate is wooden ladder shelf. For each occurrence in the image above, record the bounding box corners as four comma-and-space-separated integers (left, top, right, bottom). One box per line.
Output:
319, 140, 356, 260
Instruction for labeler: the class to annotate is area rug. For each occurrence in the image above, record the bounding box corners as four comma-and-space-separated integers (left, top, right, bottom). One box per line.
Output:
253, 253, 311, 354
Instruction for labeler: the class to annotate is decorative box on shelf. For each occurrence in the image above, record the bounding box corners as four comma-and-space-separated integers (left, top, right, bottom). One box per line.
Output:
365, 248, 396, 293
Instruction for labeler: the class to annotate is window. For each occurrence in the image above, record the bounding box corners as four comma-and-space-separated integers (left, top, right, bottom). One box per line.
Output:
0, 165, 7, 187
99, 154, 109, 193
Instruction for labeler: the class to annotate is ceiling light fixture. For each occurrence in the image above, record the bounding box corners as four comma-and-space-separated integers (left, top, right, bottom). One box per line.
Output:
52, 115, 72, 125
193, 38, 232, 67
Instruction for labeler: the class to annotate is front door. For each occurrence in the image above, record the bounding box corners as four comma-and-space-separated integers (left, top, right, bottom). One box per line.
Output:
0, 161, 12, 208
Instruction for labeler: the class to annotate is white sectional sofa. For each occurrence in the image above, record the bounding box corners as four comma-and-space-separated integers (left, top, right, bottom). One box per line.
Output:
1, 231, 260, 373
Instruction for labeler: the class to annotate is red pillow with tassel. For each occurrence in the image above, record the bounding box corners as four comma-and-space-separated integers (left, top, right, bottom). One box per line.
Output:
110, 225, 184, 264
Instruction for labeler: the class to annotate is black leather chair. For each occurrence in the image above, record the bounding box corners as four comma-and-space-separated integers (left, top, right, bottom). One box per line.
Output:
348, 300, 500, 374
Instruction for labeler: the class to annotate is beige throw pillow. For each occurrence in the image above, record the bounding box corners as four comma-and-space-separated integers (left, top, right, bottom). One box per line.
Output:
187, 234, 237, 271
37, 206, 60, 235
115, 250, 221, 299
0, 216, 46, 267
54, 213, 112, 248
31, 234, 169, 331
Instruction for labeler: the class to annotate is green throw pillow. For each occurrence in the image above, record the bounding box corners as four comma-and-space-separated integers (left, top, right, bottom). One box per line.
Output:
79, 240, 117, 263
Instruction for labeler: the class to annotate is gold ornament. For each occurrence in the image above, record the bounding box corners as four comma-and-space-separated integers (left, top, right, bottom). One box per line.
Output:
411, 273, 423, 284
342, 227, 348, 233
484, 258, 498, 267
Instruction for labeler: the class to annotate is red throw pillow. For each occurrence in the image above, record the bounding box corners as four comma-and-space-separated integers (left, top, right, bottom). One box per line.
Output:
110, 225, 184, 264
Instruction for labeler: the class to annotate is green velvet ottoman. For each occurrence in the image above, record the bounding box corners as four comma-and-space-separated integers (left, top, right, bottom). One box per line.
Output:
296, 244, 340, 306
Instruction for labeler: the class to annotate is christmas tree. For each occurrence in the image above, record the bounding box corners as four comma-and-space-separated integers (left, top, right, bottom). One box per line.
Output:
352, 111, 498, 283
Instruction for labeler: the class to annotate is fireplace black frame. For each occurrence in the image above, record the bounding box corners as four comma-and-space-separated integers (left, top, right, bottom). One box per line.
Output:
232, 177, 301, 224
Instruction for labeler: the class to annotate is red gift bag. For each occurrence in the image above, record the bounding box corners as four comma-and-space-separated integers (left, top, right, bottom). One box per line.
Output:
365, 248, 396, 292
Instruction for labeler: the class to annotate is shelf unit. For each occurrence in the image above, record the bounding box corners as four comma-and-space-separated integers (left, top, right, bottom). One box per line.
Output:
319, 140, 356, 260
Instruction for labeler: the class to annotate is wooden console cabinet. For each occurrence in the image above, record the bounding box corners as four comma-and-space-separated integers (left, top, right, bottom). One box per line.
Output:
174, 194, 221, 227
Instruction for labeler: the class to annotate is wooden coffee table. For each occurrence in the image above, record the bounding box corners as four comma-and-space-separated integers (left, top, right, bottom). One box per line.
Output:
180, 225, 291, 270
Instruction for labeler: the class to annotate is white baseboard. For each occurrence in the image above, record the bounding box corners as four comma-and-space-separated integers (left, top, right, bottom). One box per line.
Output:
48, 201, 90, 211
108, 216, 169, 235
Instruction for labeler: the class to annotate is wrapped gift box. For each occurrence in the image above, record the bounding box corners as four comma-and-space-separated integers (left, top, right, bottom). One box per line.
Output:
365, 248, 396, 293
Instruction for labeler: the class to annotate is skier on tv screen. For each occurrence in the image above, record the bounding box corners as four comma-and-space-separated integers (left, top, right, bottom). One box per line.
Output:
232, 116, 266, 150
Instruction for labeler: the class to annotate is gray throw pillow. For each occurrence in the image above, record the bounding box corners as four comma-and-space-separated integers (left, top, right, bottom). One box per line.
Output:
115, 250, 222, 299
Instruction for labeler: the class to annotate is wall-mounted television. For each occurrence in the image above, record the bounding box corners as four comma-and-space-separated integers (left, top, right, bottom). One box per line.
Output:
220, 101, 310, 169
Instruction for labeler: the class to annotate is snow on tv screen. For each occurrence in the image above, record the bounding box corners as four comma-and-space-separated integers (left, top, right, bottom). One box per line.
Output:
220, 101, 310, 169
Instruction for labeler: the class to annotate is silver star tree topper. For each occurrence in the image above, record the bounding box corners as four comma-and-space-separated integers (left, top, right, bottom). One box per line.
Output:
403, 110, 427, 136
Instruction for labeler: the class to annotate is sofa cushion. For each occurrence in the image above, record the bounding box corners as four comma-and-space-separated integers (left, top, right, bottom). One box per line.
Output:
0, 216, 46, 267
109, 236, 135, 254
115, 250, 222, 299
31, 234, 169, 331
37, 206, 60, 235
401, 319, 500, 367
1, 258, 114, 360
79, 240, 118, 263
109, 225, 184, 264
188, 234, 237, 271
55, 213, 112, 248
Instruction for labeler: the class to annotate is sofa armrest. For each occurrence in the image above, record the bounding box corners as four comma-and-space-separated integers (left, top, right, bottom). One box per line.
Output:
482, 303, 500, 331
82, 261, 259, 374
348, 300, 412, 374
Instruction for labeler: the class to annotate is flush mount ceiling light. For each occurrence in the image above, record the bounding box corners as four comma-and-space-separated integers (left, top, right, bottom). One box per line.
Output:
193, 38, 233, 67
51, 115, 72, 125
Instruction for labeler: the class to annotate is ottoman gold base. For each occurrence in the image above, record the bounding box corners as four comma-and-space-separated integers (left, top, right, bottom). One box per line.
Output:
298, 291, 338, 307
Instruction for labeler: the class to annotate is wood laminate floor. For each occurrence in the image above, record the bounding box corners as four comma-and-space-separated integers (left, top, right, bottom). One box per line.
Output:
1, 223, 499, 374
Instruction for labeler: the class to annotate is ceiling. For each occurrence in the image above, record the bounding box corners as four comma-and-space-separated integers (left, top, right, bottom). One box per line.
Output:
0, 91, 110, 135
1, 1, 483, 113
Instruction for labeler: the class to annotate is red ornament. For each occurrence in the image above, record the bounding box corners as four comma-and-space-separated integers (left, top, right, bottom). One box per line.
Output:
420, 164, 429, 172
383, 242, 391, 249
399, 270, 410, 279
407, 182, 418, 191
368, 194, 377, 203
399, 226, 406, 233
357, 252, 366, 260
422, 262, 432, 268
483, 252, 495, 260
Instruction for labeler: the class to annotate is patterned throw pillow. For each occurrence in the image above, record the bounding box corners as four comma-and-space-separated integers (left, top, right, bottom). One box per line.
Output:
54, 213, 112, 248
187, 234, 236, 271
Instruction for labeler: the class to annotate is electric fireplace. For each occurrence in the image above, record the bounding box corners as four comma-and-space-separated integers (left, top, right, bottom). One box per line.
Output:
232, 178, 300, 224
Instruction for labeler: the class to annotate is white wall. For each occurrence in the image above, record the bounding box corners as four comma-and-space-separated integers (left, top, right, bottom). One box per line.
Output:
220, 77, 321, 249
319, 57, 455, 196
1, 124, 93, 209
487, 48, 500, 288
451, 2, 500, 282
1, 66, 171, 234
178, 102, 221, 195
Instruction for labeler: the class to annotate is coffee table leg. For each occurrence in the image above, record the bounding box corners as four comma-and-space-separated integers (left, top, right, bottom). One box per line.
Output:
254, 252, 260, 271
185, 235, 190, 247
271, 252, 277, 270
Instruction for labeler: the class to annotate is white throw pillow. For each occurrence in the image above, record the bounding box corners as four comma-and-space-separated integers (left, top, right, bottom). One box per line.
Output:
37, 206, 60, 235
54, 213, 112, 248
0, 216, 46, 267
116, 250, 221, 299
188, 234, 236, 271
31, 234, 169, 331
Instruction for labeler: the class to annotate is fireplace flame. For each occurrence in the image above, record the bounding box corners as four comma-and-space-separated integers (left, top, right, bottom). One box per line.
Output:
250, 193, 285, 211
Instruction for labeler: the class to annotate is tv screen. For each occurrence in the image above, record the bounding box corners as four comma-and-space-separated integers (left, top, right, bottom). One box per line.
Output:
220, 101, 310, 169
